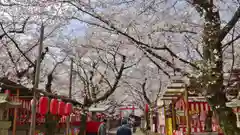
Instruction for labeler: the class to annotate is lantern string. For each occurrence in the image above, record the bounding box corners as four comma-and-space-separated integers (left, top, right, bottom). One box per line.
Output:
6, 91, 120, 125
0, 83, 83, 107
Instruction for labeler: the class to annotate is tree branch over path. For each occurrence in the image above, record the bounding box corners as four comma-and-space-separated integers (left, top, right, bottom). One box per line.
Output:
45, 56, 68, 93
73, 46, 133, 107
63, 1, 198, 73
0, 19, 34, 66
85, 54, 126, 106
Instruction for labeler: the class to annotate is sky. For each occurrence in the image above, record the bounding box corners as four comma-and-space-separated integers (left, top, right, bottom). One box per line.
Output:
64, 20, 87, 36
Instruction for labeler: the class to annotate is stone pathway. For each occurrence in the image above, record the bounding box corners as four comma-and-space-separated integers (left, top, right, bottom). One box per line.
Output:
108, 128, 145, 135
133, 128, 145, 135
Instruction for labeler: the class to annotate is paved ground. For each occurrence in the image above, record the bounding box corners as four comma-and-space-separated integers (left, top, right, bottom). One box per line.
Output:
133, 128, 145, 135
108, 128, 144, 135
108, 128, 118, 135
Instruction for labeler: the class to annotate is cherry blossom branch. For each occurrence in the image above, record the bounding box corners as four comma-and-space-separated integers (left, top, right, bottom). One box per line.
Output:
219, 6, 240, 41
64, 1, 198, 72
0, 17, 30, 39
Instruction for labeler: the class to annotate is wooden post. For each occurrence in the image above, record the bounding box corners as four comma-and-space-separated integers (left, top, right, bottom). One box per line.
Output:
69, 58, 73, 99
29, 24, 44, 135
184, 87, 191, 135
149, 106, 153, 132
66, 58, 73, 135
12, 89, 19, 135
172, 103, 176, 131
164, 101, 167, 134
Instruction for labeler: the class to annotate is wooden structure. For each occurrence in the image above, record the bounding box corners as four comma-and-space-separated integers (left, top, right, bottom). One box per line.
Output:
0, 93, 21, 135
0, 78, 84, 135
0, 78, 118, 135
160, 79, 222, 135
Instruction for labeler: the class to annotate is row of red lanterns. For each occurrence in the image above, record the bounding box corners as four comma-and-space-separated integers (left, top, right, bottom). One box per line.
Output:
5, 90, 73, 116
37, 97, 73, 116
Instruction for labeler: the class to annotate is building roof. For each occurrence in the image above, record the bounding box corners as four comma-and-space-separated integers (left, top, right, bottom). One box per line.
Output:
0, 77, 83, 107
0, 93, 21, 109
0, 77, 33, 97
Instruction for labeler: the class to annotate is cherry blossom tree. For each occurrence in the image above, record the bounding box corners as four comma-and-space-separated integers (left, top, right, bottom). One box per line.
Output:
56, 0, 240, 134
3, 0, 240, 134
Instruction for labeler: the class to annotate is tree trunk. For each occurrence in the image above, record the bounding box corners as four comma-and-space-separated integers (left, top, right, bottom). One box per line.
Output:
145, 111, 150, 130
91, 87, 97, 121
204, 111, 212, 132
45, 113, 58, 135
199, 1, 240, 134
79, 113, 87, 135
207, 92, 240, 135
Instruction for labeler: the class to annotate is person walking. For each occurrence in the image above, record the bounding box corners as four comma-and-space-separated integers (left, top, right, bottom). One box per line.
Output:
117, 119, 132, 135
98, 119, 107, 135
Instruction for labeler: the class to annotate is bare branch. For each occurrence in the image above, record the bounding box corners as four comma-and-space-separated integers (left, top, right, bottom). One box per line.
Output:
64, 1, 198, 70
15, 24, 61, 63
70, 16, 115, 32
154, 80, 162, 105
74, 61, 92, 98
0, 23, 34, 66
0, 17, 30, 39
145, 53, 171, 78
152, 26, 198, 35
222, 34, 240, 49
45, 56, 68, 93
143, 47, 189, 76
219, 6, 240, 41
0, 1, 20, 6
141, 78, 151, 105
184, 35, 203, 58
88, 55, 126, 105
3, 43, 19, 75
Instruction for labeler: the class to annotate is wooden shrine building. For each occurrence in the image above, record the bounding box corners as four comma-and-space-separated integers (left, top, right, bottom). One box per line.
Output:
0, 77, 84, 135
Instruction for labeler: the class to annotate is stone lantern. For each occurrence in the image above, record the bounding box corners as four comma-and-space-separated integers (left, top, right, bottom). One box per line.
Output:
0, 93, 21, 135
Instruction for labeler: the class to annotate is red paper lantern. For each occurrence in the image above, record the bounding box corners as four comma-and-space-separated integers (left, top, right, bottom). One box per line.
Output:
58, 101, 65, 116
50, 99, 59, 115
65, 103, 72, 116
39, 97, 49, 115
145, 104, 149, 113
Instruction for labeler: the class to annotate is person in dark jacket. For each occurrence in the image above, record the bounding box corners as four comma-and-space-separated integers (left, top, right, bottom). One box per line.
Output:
117, 118, 132, 135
